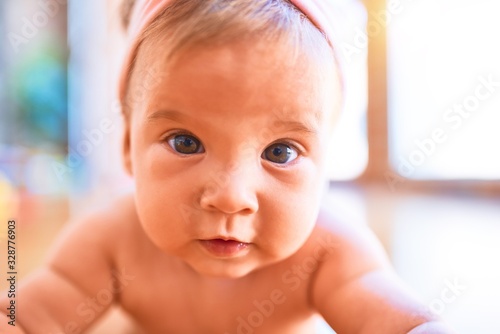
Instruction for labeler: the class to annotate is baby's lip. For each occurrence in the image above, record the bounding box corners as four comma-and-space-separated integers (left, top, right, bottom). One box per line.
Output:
202, 236, 249, 243
199, 238, 250, 258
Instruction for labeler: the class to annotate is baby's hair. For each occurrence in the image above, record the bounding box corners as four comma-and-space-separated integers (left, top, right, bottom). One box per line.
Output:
121, 0, 136, 30
121, 0, 336, 115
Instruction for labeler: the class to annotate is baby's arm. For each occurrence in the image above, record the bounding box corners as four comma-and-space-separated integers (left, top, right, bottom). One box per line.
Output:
0, 210, 119, 333
312, 212, 456, 334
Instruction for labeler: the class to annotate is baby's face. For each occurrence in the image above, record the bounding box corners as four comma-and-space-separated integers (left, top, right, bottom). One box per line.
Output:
124, 39, 341, 278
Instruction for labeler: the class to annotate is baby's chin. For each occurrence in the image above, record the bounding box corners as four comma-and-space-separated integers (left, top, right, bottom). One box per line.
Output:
178, 249, 288, 279
194, 266, 255, 279
159, 238, 310, 279
183, 256, 266, 279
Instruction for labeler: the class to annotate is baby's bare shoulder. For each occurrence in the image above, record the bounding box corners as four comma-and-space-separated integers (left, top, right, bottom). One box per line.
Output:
307, 209, 434, 333
52, 194, 140, 248
301, 210, 390, 287
45, 194, 147, 289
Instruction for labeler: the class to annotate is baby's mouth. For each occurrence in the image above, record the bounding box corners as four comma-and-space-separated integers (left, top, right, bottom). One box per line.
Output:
199, 238, 250, 258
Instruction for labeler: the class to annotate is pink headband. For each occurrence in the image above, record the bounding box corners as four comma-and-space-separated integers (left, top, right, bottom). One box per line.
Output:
118, 0, 346, 103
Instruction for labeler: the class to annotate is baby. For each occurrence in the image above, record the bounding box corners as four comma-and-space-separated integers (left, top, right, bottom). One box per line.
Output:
1, 0, 456, 333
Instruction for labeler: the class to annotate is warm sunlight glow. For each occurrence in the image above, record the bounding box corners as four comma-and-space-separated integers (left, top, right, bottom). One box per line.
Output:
388, 0, 500, 179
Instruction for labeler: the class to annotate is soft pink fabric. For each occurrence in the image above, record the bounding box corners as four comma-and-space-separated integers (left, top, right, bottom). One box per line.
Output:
119, 0, 341, 102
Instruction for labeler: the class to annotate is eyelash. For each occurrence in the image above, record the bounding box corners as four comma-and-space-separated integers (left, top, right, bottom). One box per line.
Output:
272, 139, 303, 153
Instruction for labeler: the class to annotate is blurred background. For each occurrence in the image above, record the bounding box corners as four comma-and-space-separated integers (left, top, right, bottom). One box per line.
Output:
0, 0, 499, 333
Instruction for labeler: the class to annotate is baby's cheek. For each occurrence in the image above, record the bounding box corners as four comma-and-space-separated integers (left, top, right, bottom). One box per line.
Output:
257, 207, 316, 260
285, 163, 325, 229
146, 144, 189, 177
136, 201, 189, 254
257, 177, 321, 257
133, 160, 197, 250
139, 145, 201, 202
294, 159, 326, 197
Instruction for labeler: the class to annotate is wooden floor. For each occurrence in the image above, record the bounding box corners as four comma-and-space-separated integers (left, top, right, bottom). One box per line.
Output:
2, 185, 499, 333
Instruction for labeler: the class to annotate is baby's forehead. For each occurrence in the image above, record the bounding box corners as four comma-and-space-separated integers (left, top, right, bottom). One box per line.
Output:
144, 42, 335, 102
120, 0, 347, 120
128, 39, 341, 134
139, 36, 339, 92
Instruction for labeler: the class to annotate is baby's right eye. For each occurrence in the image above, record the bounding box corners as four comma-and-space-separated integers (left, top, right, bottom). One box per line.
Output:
166, 134, 205, 155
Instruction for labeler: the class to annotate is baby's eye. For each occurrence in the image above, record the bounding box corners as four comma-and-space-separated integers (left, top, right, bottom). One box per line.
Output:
167, 134, 204, 154
262, 143, 298, 164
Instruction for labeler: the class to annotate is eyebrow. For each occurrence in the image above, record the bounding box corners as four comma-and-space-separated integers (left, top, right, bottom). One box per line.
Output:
146, 109, 319, 135
146, 110, 186, 123
273, 120, 318, 135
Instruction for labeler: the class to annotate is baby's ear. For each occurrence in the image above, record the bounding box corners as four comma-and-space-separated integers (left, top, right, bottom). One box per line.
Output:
122, 119, 133, 176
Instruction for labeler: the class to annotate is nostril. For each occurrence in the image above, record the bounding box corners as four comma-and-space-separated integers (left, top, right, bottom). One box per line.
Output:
240, 207, 257, 216
199, 187, 258, 215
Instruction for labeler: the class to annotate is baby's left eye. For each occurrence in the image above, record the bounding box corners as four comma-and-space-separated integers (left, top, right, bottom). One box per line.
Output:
262, 143, 298, 164
166, 134, 204, 154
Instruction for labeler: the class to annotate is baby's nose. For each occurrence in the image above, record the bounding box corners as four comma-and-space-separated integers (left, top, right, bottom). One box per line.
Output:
199, 165, 259, 215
